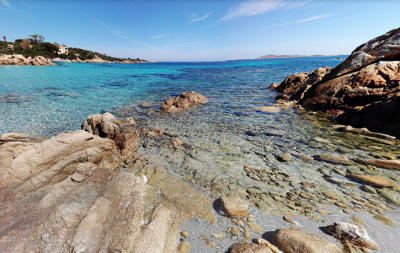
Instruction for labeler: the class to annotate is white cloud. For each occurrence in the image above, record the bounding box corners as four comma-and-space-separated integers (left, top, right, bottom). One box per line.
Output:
152, 33, 170, 39
278, 14, 331, 25
221, 0, 310, 21
190, 12, 212, 23
0, 0, 10, 7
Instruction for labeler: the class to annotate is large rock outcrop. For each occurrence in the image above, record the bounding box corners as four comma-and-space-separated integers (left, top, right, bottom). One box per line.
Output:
271, 27, 400, 137
0, 129, 181, 253
0, 113, 219, 252
81, 112, 140, 156
0, 54, 55, 66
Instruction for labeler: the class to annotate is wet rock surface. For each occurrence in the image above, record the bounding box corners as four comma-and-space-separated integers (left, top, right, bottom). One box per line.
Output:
271, 27, 400, 138
216, 195, 249, 217
268, 228, 341, 253
321, 222, 379, 250
2, 97, 400, 253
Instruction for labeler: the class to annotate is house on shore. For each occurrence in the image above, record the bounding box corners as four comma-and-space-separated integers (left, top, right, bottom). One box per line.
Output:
54, 42, 68, 55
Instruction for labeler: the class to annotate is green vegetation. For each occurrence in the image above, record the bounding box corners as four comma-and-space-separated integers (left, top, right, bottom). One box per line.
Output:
0, 34, 145, 62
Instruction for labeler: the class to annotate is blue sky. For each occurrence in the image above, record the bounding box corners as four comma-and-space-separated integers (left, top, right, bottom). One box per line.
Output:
0, 0, 399, 61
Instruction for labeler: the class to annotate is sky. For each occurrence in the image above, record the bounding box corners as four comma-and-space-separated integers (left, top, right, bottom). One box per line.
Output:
0, 0, 399, 61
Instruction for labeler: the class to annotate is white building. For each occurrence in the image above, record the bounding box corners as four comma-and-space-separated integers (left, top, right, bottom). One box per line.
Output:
54, 43, 68, 55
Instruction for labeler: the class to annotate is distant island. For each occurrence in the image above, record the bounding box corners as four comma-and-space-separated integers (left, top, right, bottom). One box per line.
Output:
0, 34, 147, 66
256, 54, 344, 59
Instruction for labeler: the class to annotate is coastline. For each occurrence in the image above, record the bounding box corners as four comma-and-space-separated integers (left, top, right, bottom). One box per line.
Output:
1, 27, 400, 252
0, 54, 148, 66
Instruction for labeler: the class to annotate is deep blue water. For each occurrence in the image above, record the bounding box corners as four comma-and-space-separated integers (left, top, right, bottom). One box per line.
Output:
0, 57, 344, 136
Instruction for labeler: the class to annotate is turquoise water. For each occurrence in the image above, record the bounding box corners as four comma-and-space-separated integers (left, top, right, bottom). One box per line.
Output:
0, 57, 344, 136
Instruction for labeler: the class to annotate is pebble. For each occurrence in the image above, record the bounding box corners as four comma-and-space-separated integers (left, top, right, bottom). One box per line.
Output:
180, 230, 189, 238
177, 241, 191, 253
244, 228, 251, 241
229, 226, 241, 237
218, 195, 249, 217
247, 221, 264, 234
283, 215, 295, 224
212, 233, 225, 239
278, 152, 292, 162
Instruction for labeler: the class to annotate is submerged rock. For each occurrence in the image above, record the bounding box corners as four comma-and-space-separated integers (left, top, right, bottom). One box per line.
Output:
378, 188, 400, 206
161, 91, 208, 112
256, 106, 281, 113
358, 159, 400, 170
348, 173, 399, 188
269, 228, 341, 253
321, 222, 379, 250
314, 154, 352, 165
0, 93, 33, 103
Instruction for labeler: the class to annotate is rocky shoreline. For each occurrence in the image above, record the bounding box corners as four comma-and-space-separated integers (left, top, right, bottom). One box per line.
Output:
1, 28, 400, 252
1, 90, 400, 252
270, 27, 400, 138
0, 54, 55, 66
0, 54, 147, 66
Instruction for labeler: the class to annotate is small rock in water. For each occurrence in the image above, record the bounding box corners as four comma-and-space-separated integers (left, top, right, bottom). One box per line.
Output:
177, 241, 191, 253
139, 102, 151, 108
321, 222, 378, 250
256, 106, 281, 113
172, 139, 183, 148
278, 152, 292, 162
283, 215, 296, 224
358, 159, 400, 170
270, 228, 341, 253
377, 188, 400, 206
348, 173, 399, 188
314, 154, 352, 165
313, 137, 331, 144
230, 241, 280, 253
216, 195, 249, 217
229, 226, 241, 237
247, 221, 264, 234
264, 129, 286, 137
373, 214, 396, 226
244, 228, 251, 241
180, 230, 189, 238
291, 151, 314, 163
360, 185, 377, 194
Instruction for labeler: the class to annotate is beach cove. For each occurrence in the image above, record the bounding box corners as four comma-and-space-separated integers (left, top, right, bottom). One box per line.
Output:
1, 52, 400, 252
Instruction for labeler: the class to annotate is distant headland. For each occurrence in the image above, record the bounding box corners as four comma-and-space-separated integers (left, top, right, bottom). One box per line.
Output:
0, 34, 147, 66
256, 54, 345, 59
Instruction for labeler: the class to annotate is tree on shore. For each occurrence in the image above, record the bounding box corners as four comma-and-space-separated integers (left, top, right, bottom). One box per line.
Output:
2, 36, 6, 42
30, 34, 45, 44
30, 34, 39, 42
39, 35, 45, 43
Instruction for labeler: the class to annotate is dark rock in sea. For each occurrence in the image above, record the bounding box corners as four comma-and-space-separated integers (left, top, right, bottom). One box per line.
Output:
161, 91, 208, 113
0, 93, 33, 103
271, 27, 400, 137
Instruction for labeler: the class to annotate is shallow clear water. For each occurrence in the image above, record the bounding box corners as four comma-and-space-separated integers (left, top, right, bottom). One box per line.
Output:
2, 57, 400, 241
0, 57, 344, 136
